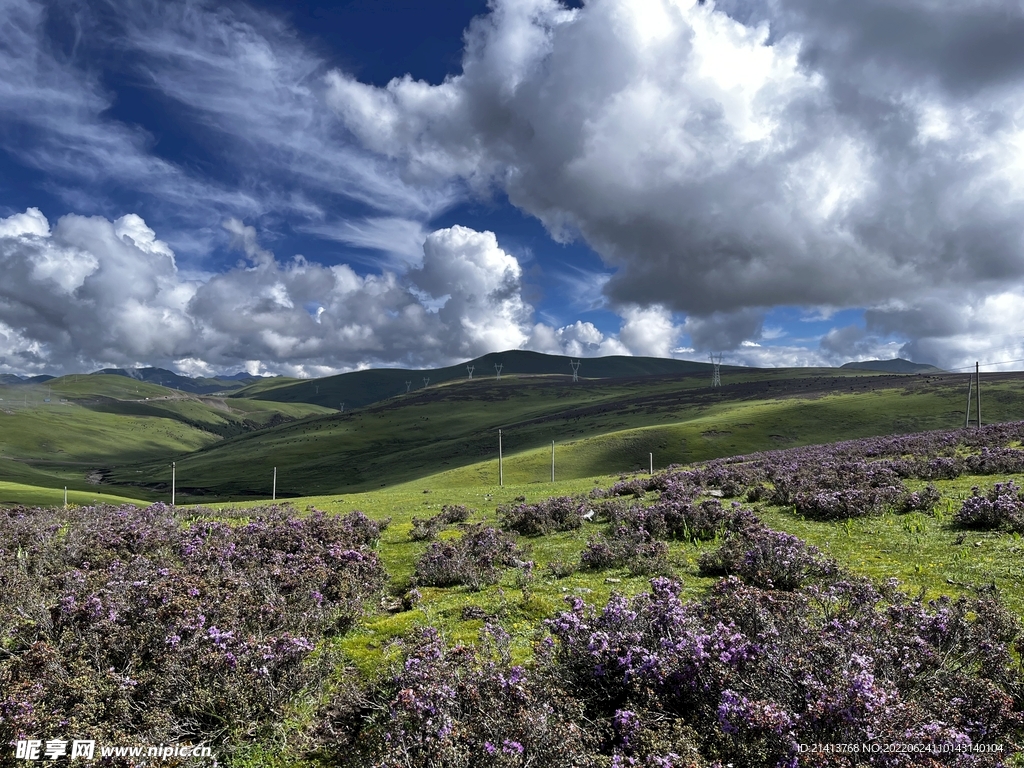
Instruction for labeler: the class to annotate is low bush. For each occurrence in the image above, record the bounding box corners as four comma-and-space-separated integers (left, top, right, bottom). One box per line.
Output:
315, 573, 1024, 767
413, 525, 527, 590
0, 504, 387, 757
580, 528, 670, 576
546, 560, 578, 579
410, 504, 472, 541
498, 496, 588, 536
792, 486, 903, 520
314, 626, 602, 768
698, 525, 839, 590
891, 483, 942, 515
607, 498, 758, 542
956, 482, 1024, 532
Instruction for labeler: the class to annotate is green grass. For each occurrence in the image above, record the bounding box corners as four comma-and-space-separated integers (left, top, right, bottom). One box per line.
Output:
10, 401, 1024, 764
231, 348, 721, 410
179, 466, 1024, 676
103, 370, 1022, 501
0, 375, 335, 499
0, 481, 147, 507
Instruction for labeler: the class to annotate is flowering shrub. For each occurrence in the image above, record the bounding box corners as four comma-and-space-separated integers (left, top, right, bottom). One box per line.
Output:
580, 528, 670, 576
316, 572, 1024, 767
956, 482, 1024, 532
410, 504, 472, 541
698, 526, 839, 590
618, 421, 1024, 513
315, 625, 604, 768
891, 483, 942, 515
606, 498, 758, 542
413, 525, 526, 590
498, 496, 588, 536
0, 504, 387, 756
792, 486, 903, 520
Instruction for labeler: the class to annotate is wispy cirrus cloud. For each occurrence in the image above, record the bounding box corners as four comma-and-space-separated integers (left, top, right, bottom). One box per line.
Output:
0, 0, 260, 222
116, 0, 458, 220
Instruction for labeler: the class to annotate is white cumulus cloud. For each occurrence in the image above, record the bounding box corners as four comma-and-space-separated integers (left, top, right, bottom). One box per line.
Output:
326, 0, 1024, 362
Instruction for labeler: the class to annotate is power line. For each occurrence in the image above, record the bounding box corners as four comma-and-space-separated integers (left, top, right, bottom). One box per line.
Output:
946, 358, 1024, 372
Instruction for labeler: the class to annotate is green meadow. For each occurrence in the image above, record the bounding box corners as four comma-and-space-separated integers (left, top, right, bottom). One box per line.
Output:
176, 467, 1024, 682
6, 365, 1024, 765
0, 374, 334, 499
104, 369, 1019, 502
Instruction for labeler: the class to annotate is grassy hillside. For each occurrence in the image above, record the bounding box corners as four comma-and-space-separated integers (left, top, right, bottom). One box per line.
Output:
100, 367, 1010, 502
231, 349, 723, 411
0, 375, 334, 500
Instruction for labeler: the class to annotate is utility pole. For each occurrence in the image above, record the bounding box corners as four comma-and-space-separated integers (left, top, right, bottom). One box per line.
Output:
650, 453, 654, 475
495, 363, 503, 380
467, 365, 474, 380
405, 381, 412, 394
976, 361, 982, 428
570, 359, 580, 382
965, 373, 973, 428
64, 487, 67, 508
273, 467, 277, 501
423, 377, 430, 388
498, 429, 503, 487
171, 462, 176, 507
551, 441, 555, 482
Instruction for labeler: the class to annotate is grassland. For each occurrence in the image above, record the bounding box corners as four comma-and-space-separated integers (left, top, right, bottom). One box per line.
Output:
0, 375, 334, 500
183, 466, 1024, 683
101, 368, 1023, 502
230, 348, 719, 410
7, 364, 1024, 765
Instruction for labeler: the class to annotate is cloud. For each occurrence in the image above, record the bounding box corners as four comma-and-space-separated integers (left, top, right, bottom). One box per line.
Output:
527, 320, 628, 357
326, 0, 1024, 357
0, 0, 259, 225
618, 305, 682, 358
684, 308, 764, 352
116, 0, 457, 220
0, 209, 539, 374
871, 290, 1024, 372
411, 225, 531, 357
300, 217, 429, 269
0, 206, 702, 375
0, 0, 457, 269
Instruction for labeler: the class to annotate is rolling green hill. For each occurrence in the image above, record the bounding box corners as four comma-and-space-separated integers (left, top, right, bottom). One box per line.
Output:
0, 374, 334, 501
100, 366, 1008, 503
230, 349, 724, 411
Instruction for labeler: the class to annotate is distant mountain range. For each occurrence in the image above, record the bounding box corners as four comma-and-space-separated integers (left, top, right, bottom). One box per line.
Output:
0, 374, 55, 385
91, 368, 269, 394
840, 358, 942, 374
0, 367, 269, 394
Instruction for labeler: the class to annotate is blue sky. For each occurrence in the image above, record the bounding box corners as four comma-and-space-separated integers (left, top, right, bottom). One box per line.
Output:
2, 0, 1024, 376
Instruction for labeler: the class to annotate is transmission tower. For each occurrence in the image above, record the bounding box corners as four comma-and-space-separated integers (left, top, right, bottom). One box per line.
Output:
710, 353, 722, 387
405, 381, 412, 394
423, 377, 430, 388
494, 363, 503, 380
570, 359, 580, 382
467, 365, 474, 380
